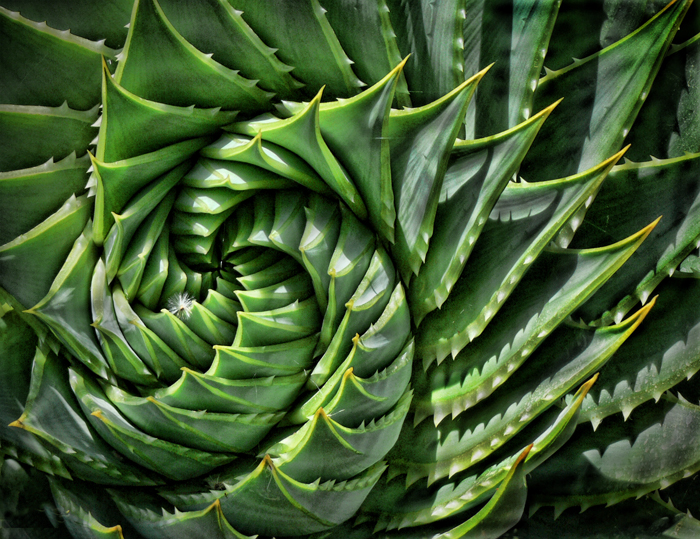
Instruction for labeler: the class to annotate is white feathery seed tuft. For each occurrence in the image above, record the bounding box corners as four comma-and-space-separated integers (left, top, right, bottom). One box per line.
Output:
167, 292, 195, 320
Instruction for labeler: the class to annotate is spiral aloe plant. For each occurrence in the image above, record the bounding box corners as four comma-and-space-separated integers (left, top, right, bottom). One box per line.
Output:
3, 0, 700, 537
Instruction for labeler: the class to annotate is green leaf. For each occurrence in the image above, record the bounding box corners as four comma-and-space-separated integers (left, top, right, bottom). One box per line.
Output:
135, 304, 215, 371
463, 0, 561, 138
288, 283, 411, 425
236, 273, 314, 313
369, 376, 594, 529
235, 297, 321, 348
316, 205, 375, 356
228, 0, 364, 99
544, 0, 668, 71
70, 369, 235, 481
416, 150, 625, 364
394, 227, 651, 483
135, 232, 171, 310
177, 302, 236, 346
116, 191, 174, 300
11, 346, 160, 485
49, 478, 129, 539
1, 0, 131, 49
161, 458, 386, 537
625, 35, 700, 160
235, 255, 301, 291
267, 393, 410, 483
520, 491, 700, 539
323, 0, 411, 107
522, 0, 691, 181
0, 193, 92, 310
384, 0, 466, 105
436, 445, 530, 539
0, 308, 64, 474
92, 139, 207, 245
577, 277, 700, 428
91, 259, 158, 387
268, 189, 309, 262
0, 153, 89, 245
201, 135, 328, 194
105, 383, 282, 453
232, 92, 368, 219
311, 246, 397, 389
573, 153, 700, 325
103, 166, 184, 282
0, 6, 116, 109
111, 283, 189, 383
298, 195, 341, 312
158, 0, 303, 99
97, 60, 238, 163
115, 0, 272, 111
309, 60, 406, 242
210, 334, 318, 379
148, 369, 307, 414
409, 102, 557, 324
530, 396, 700, 511
414, 234, 653, 424
387, 69, 485, 283
26, 221, 111, 380
0, 104, 97, 173
323, 342, 413, 429
113, 491, 253, 539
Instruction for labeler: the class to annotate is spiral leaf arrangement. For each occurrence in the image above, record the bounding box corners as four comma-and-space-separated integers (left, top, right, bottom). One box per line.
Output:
2, 0, 700, 538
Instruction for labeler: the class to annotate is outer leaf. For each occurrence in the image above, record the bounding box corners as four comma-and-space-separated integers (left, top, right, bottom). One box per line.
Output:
92, 140, 206, 245
516, 492, 700, 538
160, 457, 386, 536
228, 0, 364, 99
0, 307, 66, 476
323, 0, 411, 107
0, 104, 97, 173
91, 259, 158, 387
148, 369, 307, 414
625, 35, 700, 160
384, 0, 466, 105
522, 0, 691, 181
157, 0, 303, 99
0, 194, 92, 312
544, 0, 668, 71
50, 478, 127, 539
231, 92, 368, 219
573, 153, 700, 325
0, 153, 89, 245
113, 493, 253, 539
105, 383, 282, 453
416, 150, 625, 364
70, 369, 235, 481
26, 222, 115, 383
530, 396, 700, 511
436, 445, 531, 539
369, 377, 595, 529
463, 0, 561, 138
115, 0, 272, 111
0, 6, 116, 108
577, 277, 700, 428
309, 60, 406, 242
267, 395, 410, 483
11, 346, 160, 486
393, 226, 652, 483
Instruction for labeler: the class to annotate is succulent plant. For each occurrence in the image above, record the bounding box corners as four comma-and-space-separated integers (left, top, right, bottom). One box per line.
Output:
2, 0, 700, 537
